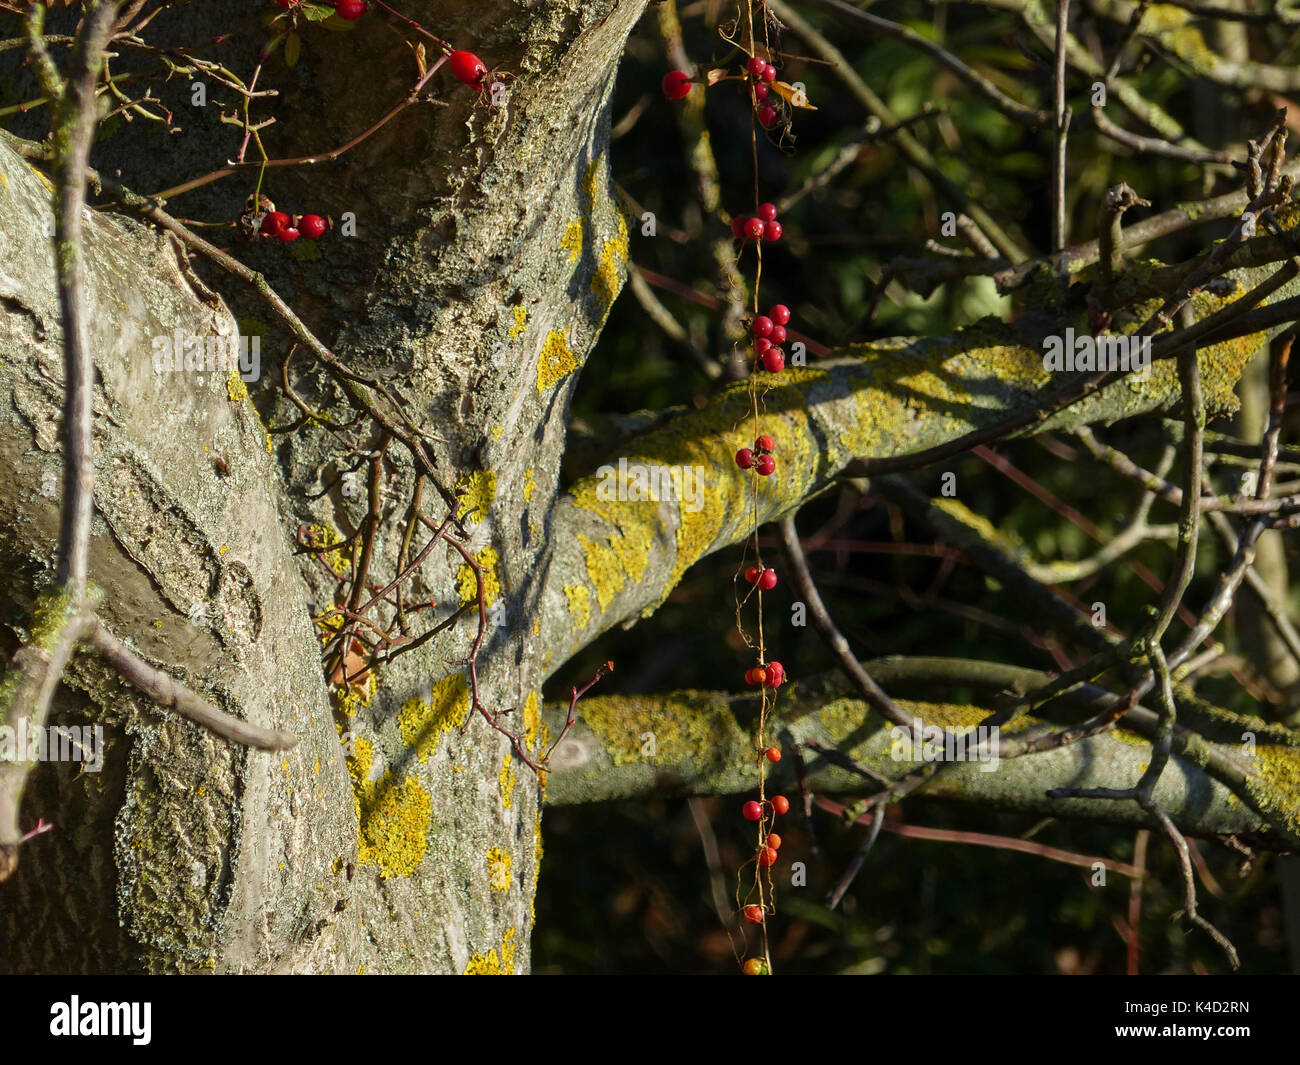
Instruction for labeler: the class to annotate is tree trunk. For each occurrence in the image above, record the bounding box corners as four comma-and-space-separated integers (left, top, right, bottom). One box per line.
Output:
0, 0, 648, 974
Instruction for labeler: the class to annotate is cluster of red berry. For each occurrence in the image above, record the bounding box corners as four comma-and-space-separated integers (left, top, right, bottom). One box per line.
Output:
260, 210, 330, 242
745, 55, 781, 129
743, 661, 785, 688
661, 52, 784, 130
730, 201, 783, 245
733, 201, 780, 244
274, 0, 368, 19
735, 431, 778, 475
755, 302, 792, 373
742, 790, 790, 874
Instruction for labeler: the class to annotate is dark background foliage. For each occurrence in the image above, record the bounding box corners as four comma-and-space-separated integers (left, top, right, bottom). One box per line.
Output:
538, 0, 1299, 974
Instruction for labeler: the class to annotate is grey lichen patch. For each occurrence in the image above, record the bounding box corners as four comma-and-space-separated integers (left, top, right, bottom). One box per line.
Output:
111, 696, 242, 970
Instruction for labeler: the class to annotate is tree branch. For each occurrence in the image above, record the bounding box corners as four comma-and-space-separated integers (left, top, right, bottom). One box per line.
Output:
541, 658, 1300, 850
540, 300, 1285, 667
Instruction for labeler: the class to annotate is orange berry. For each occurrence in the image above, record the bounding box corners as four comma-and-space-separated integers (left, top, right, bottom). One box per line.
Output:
758, 846, 778, 866
743, 904, 764, 925
766, 832, 782, 850
770, 794, 790, 815
764, 746, 781, 763
743, 958, 766, 975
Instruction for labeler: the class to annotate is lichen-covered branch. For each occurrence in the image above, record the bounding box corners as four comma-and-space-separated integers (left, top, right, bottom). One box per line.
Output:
542, 659, 1300, 851
539, 251, 1294, 668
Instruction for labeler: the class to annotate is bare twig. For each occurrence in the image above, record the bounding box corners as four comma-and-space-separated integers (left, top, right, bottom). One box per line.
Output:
1052, 0, 1071, 254
89, 623, 299, 751
777, 515, 913, 729
39, 0, 122, 591
826, 804, 884, 910
544, 661, 615, 765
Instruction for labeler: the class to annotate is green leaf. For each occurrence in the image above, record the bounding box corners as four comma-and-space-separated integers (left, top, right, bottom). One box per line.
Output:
320, 14, 358, 30
302, 2, 336, 21
263, 32, 287, 59
285, 31, 301, 69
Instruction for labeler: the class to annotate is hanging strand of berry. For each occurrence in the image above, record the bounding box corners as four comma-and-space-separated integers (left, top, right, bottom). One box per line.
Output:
663, 0, 812, 976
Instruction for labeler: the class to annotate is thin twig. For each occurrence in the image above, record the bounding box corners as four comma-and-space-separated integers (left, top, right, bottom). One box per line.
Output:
1052, 0, 1071, 254
777, 515, 913, 728
89, 623, 299, 751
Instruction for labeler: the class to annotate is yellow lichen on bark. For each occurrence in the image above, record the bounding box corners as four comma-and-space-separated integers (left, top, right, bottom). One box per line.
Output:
487, 847, 512, 891
399, 672, 471, 764
345, 734, 432, 879
537, 329, 578, 393
464, 928, 516, 975
456, 545, 501, 607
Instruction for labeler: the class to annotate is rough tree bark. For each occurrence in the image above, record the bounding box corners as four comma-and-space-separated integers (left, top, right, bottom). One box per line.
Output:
1, 0, 1298, 974
0, 0, 649, 975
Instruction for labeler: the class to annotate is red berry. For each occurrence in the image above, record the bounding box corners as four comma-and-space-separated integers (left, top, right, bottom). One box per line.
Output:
744, 217, 765, 240
766, 832, 782, 849
755, 453, 776, 475
762, 63, 777, 83
764, 220, 783, 242
762, 349, 785, 374
333, 0, 367, 20
299, 214, 329, 239
754, 84, 770, 102
449, 50, 488, 87
744, 566, 761, 584
755, 434, 775, 452
765, 746, 781, 763
260, 210, 290, 237
764, 661, 785, 688
769, 303, 791, 325
757, 202, 778, 222
768, 325, 786, 344
771, 794, 790, 815
743, 800, 763, 821
743, 958, 766, 975
752, 315, 773, 338
735, 447, 755, 470
662, 70, 692, 100
743, 904, 764, 925
755, 337, 772, 355
747, 56, 767, 78
277, 226, 301, 243
759, 846, 778, 867
758, 569, 778, 591
731, 215, 749, 239
758, 105, 778, 128
275, 0, 297, 8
